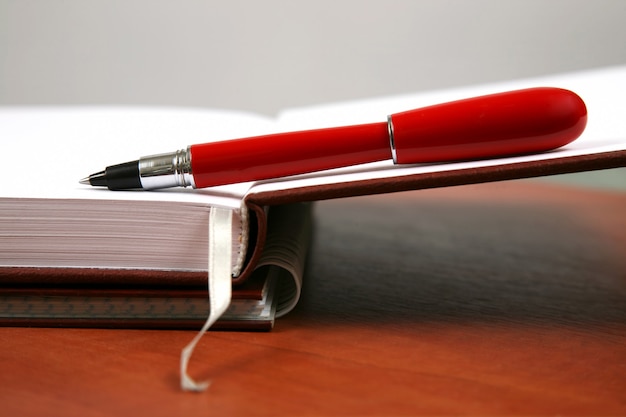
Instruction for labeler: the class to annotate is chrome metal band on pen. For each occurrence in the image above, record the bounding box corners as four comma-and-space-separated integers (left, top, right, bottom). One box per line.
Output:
387, 115, 398, 164
138, 148, 195, 189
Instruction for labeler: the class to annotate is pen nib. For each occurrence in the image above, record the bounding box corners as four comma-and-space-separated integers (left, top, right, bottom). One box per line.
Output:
79, 171, 107, 187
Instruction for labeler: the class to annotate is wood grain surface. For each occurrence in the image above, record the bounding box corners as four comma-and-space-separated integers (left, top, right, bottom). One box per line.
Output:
1, 180, 625, 416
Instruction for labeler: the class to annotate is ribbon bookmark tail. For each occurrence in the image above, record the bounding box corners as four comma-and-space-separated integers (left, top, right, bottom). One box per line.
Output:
180, 206, 233, 392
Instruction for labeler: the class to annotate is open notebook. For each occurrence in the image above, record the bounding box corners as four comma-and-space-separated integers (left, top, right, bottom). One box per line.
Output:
1, 64, 625, 319
1, 64, 625, 321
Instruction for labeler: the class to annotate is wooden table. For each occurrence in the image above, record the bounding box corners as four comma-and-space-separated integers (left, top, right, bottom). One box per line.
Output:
1, 180, 625, 416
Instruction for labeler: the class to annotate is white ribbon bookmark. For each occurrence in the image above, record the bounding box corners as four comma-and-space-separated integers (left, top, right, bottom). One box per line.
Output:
180, 206, 233, 392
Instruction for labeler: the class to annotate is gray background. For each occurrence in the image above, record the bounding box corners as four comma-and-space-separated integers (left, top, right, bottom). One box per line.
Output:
1, 0, 624, 186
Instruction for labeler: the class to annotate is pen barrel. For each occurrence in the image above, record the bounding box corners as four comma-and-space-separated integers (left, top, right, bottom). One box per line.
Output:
189, 122, 391, 188
388, 87, 587, 164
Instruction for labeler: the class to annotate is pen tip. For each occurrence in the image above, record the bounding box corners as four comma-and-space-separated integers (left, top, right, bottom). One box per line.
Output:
79, 171, 107, 187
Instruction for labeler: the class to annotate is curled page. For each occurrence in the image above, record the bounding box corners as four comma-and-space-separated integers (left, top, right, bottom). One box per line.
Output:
180, 207, 233, 392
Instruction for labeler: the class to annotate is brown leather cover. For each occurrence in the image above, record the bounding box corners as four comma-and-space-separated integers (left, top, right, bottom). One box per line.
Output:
245, 150, 626, 206
0, 318, 273, 331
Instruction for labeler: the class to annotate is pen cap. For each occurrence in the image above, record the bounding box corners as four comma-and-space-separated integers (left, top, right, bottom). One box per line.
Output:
388, 87, 587, 164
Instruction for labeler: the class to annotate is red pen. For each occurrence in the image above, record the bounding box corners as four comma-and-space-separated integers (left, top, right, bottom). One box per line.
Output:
80, 87, 587, 190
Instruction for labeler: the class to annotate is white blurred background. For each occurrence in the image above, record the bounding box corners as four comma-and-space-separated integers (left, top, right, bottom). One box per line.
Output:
1, 0, 624, 185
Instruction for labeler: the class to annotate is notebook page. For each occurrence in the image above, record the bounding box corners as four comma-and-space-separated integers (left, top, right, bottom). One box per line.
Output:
0, 107, 278, 205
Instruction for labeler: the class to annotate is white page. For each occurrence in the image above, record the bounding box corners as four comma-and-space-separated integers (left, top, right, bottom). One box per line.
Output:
3, 66, 622, 204
0, 107, 279, 207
